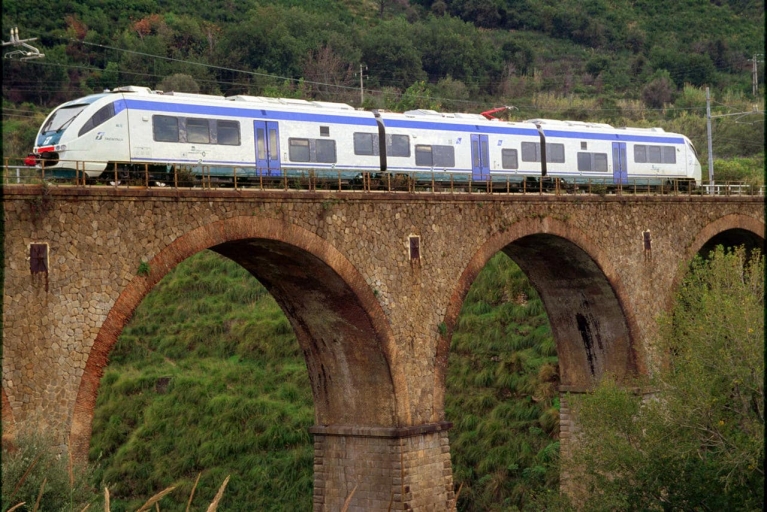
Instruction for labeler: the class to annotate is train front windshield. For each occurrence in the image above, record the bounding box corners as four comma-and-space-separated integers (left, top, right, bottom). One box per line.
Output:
41, 105, 87, 134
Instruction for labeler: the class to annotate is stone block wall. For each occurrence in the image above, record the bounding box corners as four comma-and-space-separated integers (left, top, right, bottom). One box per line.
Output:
310, 423, 455, 511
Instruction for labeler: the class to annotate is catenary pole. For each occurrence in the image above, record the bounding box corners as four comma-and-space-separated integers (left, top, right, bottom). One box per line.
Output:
753, 54, 758, 96
706, 86, 714, 187
360, 64, 364, 106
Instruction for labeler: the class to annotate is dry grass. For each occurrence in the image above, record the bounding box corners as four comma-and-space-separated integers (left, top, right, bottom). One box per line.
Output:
32, 477, 46, 512
5, 472, 230, 512
135, 486, 176, 512
186, 472, 202, 511
204, 475, 229, 512
340, 484, 358, 512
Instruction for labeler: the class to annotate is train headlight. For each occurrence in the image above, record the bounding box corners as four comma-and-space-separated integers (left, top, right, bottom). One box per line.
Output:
55, 144, 67, 151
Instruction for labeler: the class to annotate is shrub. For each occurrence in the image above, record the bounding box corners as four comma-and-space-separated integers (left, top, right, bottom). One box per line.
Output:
1, 427, 98, 511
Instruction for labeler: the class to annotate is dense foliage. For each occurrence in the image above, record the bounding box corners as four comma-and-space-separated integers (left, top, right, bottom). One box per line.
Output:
2, 0, 763, 106
569, 246, 764, 511
2, 428, 97, 511
3, 1, 764, 178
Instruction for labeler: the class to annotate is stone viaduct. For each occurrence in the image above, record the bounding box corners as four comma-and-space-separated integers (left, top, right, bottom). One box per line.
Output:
2, 186, 764, 510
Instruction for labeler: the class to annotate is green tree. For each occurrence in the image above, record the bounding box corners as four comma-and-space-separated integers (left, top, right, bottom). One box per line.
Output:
569, 246, 764, 511
361, 18, 426, 89
393, 80, 440, 111
157, 73, 200, 93
641, 70, 676, 109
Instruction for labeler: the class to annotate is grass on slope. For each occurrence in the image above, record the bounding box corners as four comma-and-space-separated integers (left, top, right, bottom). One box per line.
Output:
447, 253, 560, 511
91, 249, 559, 510
90, 250, 314, 511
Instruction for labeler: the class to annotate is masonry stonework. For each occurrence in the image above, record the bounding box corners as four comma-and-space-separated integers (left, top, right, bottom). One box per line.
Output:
2, 186, 764, 509
310, 423, 454, 511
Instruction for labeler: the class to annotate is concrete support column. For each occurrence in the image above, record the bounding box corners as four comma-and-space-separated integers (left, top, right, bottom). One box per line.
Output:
309, 422, 455, 511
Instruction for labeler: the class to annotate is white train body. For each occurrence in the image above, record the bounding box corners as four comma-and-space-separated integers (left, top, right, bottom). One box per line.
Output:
30, 86, 702, 186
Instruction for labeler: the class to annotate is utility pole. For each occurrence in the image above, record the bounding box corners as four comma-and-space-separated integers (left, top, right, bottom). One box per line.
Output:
748, 54, 764, 97
752, 55, 758, 96
359, 64, 368, 107
704, 86, 763, 192
706, 87, 714, 186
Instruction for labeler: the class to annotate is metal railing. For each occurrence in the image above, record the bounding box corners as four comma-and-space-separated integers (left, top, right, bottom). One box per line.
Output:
3, 157, 764, 197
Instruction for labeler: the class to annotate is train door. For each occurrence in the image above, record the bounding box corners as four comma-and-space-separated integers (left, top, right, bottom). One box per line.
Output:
471, 134, 490, 180
612, 142, 628, 185
254, 121, 281, 176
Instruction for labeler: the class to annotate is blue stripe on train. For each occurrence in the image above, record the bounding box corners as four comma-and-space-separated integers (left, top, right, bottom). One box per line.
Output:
123, 99, 685, 145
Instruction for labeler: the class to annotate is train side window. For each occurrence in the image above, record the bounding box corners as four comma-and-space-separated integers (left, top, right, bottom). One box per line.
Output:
594, 153, 608, 171
320, 126, 330, 137
577, 152, 592, 171
289, 138, 310, 162
578, 152, 608, 172
315, 139, 337, 163
153, 115, 179, 142
415, 145, 433, 166
547, 143, 565, 163
648, 145, 662, 163
634, 145, 647, 163
521, 141, 538, 162
501, 148, 518, 169
354, 133, 375, 155
187, 118, 210, 144
662, 146, 676, 164
388, 134, 410, 157
432, 145, 455, 168
217, 120, 240, 145
79, 103, 116, 137
521, 142, 564, 163
415, 145, 455, 167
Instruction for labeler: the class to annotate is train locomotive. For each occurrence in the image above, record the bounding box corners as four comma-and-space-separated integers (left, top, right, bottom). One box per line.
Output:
25, 85, 702, 189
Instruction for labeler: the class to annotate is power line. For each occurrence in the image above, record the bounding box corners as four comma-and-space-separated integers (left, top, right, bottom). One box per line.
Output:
3, 35, 763, 118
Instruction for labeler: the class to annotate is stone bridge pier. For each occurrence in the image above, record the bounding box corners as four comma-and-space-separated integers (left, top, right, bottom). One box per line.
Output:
2, 187, 763, 511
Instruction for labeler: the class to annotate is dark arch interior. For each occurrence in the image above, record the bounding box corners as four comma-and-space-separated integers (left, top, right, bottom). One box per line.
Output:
211, 239, 396, 427
502, 234, 637, 389
698, 228, 764, 259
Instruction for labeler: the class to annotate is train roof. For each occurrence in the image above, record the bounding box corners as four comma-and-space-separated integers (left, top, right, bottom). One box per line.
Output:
108, 86, 358, 112
524, 118, 670, 134
227, 95, 356, 111
402, 109, 489, 121
525, 118, 614, 129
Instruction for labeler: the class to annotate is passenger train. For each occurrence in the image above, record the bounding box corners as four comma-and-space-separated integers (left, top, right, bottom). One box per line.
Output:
26, 85, 702, 189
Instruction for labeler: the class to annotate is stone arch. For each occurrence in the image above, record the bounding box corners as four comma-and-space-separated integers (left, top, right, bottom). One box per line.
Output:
435, 217, 641, 416
686, 214, 765, 261
70, 216, 406, 461
666, 214, 766, 310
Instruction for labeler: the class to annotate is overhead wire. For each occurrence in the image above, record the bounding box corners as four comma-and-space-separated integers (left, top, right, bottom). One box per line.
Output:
3, 33, 761, 117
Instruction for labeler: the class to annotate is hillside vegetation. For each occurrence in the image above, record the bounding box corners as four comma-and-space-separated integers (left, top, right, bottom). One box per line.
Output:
2, 0, 764, 177
85, 250, 558, 511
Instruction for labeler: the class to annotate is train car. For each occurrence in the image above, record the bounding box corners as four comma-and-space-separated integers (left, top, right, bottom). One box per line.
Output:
26, 86, 702, 188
